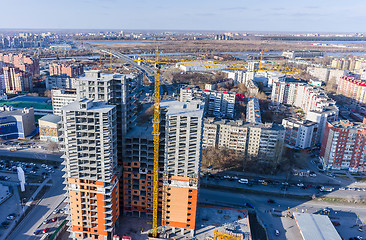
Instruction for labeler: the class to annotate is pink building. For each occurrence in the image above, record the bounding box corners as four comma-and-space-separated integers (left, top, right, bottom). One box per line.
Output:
3, 67, 32, 93
337, 76, 366, 104
49, 63, 83, 77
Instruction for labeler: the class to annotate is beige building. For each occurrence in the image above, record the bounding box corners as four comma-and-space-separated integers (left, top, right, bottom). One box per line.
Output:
38, 114, 61, 142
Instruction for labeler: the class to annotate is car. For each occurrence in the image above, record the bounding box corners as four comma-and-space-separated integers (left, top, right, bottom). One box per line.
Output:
52, 217, 57, 222
297, 183, 304, 187
223, 176, 231, 179
258, 179, 265, 183
43, 219, 52, 224
43, 228, 49, 233
332, 221, 340, 226
310, 173, 317, 177
33, 229, 42, 235
245, 202, 254, 208
53, 209, 59, 214
6, 214, 16, 220
275, 229, 280, 236
262, 181, 268, 185
232, 176, 239, 180
282, 182, 289, 185
339, 187, 346, 190
238, 179, 248, 184
267, 199, 275, 204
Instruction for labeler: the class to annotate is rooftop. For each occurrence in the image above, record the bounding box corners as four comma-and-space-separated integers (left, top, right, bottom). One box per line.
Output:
293, 212, 341, 240
160, 100, 204, 117
39, 114, 61, 124
61, 99, 115, 113
330, 119, 366, 130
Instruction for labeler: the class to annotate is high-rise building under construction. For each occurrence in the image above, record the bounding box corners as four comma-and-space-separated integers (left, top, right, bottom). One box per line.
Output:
160, 100, 204, 236
61, 99, 119, 240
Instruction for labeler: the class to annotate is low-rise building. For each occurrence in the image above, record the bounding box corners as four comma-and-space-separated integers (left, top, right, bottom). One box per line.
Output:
38, 114, 61, 142
320, 120, 366, 172
282, 50, 324, 59
282, 118, 318, 149
0, 106, 35, 139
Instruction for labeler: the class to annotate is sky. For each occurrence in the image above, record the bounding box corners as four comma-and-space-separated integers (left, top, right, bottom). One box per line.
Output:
0, 0, 365, 32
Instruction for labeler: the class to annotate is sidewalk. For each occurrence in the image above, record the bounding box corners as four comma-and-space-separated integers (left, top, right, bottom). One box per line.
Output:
0, 177, 51, 240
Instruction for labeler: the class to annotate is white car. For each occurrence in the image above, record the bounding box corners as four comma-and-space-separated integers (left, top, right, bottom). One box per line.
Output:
310, 173, 317, 177
297, 183, 304, 187
238, 179, 249, 184
339, 187, 346, 190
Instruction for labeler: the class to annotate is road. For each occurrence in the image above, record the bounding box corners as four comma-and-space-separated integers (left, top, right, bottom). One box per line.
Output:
98, 49, 155, 77
7, 169, 65, 240
200, 188, 366, 240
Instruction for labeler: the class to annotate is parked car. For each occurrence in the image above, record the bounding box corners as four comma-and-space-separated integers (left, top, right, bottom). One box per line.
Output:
332, 221, 340, 226
245, 202, 254, 208
297, 183, 304, 187
52, 217, 57, 222
33, 229, 42, 235
238, 179, 249, 184
6, 214, 16, 220
275, 229, 280, 236
43, 219, 52, 224
267, 199, 275, 204
43, 228, 49, 233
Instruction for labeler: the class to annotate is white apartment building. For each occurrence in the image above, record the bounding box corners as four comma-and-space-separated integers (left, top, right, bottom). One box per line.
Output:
180, 87, 236, 118
51, 88, 77, 116
45, 75, 76, 90
306, 106, 339, 145
282, 118, 318, 149
202, 119, 285, 163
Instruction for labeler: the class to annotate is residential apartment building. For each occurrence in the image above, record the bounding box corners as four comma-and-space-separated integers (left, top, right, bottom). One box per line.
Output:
49, 62, 84, 77
180, 87, 235, 118
246, 97, 262, 123
160, 100, 204, 236
337, 76, 366, 104
122, 124, 164, 218
76, 70, 142, 161
51, 89, 77, 116
0, 53, 39, 76
3, 66, 32, 93
271, 78, 307, 106
60, 99, 119, 240
306, 106, 339, 145
46, 75, 76, 90
282, 118, 318, 149
202, 119, 285, 163
320, 120, 366, 172
307, 66, 348, 83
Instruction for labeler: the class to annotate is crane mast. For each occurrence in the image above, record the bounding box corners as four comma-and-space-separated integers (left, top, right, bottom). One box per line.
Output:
152, 48, 160, 238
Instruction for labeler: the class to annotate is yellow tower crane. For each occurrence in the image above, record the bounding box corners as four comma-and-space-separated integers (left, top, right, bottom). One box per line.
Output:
134, 49, 300, 238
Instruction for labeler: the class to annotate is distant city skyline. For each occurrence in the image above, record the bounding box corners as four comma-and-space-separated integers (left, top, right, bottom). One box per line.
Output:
0, 0, 365, 32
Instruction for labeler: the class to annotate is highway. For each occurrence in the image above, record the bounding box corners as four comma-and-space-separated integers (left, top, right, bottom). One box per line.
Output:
6, 169, 65, 240
200, 188, 366, 240
98, 49, 155, 77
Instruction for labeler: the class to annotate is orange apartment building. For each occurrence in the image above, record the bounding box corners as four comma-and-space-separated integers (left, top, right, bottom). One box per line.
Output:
61, 99, 119, 240
160, 100, 204, 237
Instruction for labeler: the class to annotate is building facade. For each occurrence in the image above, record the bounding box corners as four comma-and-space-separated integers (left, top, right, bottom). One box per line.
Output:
51, 89, 77, 116
46, 75, 76, 90
160, 101, 204, 236
337, 76, 366, 104
3, 66, 33, 93
61, 99, 119, 240
0, 106, 35, 139
49, 63, 84, 77
180, 87, 235, 118
320, 120, 366, 172
38, 114, 61, 142
282, 118, 318, 149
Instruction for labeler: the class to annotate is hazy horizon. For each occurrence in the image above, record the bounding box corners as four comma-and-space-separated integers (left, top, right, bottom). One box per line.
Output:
1, 0, 365, 32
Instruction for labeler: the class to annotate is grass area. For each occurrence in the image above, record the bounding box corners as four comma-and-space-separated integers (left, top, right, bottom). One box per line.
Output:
0, 101, 52, 110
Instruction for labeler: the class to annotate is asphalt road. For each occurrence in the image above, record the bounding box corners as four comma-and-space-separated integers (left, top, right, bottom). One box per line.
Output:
7, 170, 65, 240
200, 188, 366, 240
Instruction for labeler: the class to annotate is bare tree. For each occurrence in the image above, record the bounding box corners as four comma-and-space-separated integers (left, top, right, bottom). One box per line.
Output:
48, 142, 59, 153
